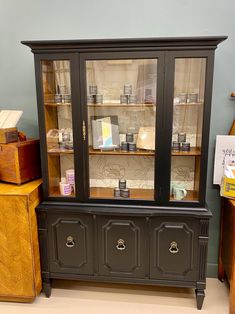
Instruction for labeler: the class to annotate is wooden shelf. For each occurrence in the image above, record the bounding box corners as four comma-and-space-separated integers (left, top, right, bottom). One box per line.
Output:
44, 102, 71, 106
89, 147, 201, 156
47, 148, 73, 155
174, 102, 203, 106
90, 187, 199, 201
170, 190, 199, 201
88, 103, 155, 108
50, 187, 75, 197
90, 187, 154, 200
89, 147, 154, 156
172, 147, 201, 156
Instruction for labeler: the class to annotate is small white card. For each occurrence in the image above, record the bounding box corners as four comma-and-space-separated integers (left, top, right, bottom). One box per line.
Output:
0, 110, 23, 128
213, 135, 235, 184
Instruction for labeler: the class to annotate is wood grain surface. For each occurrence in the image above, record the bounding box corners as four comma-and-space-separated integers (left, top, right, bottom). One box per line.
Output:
219, 198, 235, 314
0, 140, 41, 184
0, 180, 42, 302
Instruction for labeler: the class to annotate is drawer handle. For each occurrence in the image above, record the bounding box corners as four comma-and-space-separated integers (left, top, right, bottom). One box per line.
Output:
66, 236, 75, 248
116, 239, 126, 251
169, 241, 179, 254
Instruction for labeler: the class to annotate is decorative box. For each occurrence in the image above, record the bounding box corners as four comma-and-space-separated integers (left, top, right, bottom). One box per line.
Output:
0, 139, 41, 184
0, 127, 18, 143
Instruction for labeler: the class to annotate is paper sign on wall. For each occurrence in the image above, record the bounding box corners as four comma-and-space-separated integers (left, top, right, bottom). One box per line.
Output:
213, 135, 235, 184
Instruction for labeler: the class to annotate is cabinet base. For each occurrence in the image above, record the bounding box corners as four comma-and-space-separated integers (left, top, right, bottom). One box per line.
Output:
42, 276, 206, 310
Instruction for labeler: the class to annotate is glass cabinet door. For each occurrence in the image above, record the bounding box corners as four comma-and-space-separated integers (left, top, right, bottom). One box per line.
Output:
85, 58, 158, 200
170, 57, 206, 202
41, 59, 75, 197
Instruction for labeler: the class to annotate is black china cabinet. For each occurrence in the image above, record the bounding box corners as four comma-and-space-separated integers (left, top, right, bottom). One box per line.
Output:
22, 36, 226, 309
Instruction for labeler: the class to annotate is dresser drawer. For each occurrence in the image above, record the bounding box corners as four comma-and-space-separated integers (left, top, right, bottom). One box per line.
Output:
150, 217, 199, 281
97, 216, 148, 278
48, 213, 94, 274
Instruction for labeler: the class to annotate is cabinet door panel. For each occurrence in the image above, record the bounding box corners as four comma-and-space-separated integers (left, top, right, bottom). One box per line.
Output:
48, 213, 93, 274
80, 51, 165, 203
41, 59, 77, 198
97, 216, 148, 278
150, 217, 198, 281
170, 57, 207, 203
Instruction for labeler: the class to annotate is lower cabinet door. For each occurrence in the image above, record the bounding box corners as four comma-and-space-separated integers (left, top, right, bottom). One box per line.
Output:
48, 213, 93, 274
97, 216, 148, 278
150, 217, 198, 281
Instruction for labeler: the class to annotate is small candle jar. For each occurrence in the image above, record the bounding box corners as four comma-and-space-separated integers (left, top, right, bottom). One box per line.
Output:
89, 85, 98, 95
55, 94, 62, 103
120, 188, 130, 198
114, 187, 121, 197
128, 142, 137, 151
87, 95, 95, 103
178, 93, 187, 104
178, 132, 186, 143
124, 84, 132, 95
120, 95, 128, 104
66, 169, 75, 185
126, 133, 134, 143
121, 142, 128, 152
95, 94, 103, 104
187, 93, 198, 103
182, 142, 191, 152
119, 179, 126, 189
128, 94, 137, 104
59, 182, 72, 196
172, 141, 181, 152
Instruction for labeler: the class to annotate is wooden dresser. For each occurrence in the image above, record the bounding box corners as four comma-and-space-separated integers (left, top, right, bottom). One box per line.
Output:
219, 198, 235, 314
0, 179, 42, 302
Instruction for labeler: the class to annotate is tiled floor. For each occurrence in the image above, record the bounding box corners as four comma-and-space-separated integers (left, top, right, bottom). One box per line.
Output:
0, 278, 229, 314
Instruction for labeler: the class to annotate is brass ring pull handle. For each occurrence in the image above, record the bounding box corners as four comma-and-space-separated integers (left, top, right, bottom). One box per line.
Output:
116, 239, 126, 251
66, 236, 75, 248
169, 241, 179, 254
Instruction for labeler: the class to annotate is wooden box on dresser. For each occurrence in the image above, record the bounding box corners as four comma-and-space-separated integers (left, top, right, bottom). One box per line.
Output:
0, 179, 42, 302
22, 36, 227, 309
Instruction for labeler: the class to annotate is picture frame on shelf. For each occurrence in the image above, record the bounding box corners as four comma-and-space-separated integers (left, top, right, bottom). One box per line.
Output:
91, 115, 120, 150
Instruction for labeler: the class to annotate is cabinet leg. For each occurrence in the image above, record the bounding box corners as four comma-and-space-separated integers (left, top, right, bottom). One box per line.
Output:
42, 278, 52, 297
195, 289, 205, 310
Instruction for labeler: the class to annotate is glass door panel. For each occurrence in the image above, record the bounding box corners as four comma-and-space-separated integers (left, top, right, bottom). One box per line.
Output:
86, 58, 158, 200
170, 58, 206, 202
42, 60, 75, 197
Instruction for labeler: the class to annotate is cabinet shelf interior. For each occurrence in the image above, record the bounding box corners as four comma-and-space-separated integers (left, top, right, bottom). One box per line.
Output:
89, 187, 198, 201
46, 147, 201, 156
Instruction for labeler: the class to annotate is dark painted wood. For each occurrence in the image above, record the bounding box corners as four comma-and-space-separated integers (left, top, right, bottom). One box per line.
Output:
23, 36, 227, 309
150, 217, 198, 281
37, 202, 212, 217
49, 271, 197, 287
195, 289, 205, 310
42, 278, 52, 298
97, 216, 148, 278
22, 36, 227, 52
48, 213, 94, 274
79, 50, 164, 203
162, 50, 215, 208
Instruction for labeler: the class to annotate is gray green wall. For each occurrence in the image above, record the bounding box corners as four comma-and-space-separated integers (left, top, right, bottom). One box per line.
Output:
0, 0, 234, 277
